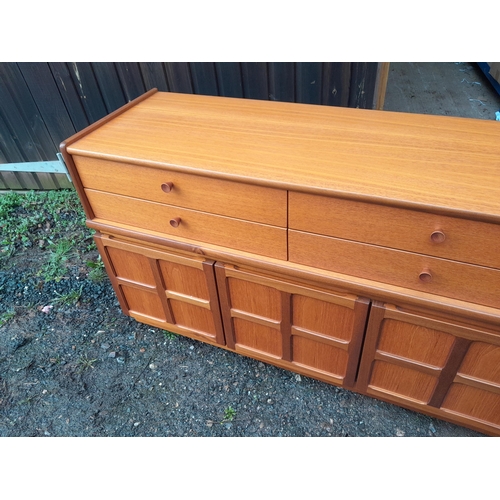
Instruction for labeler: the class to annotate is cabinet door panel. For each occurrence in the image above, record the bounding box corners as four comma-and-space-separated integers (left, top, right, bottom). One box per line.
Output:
441, 385, 500, 427
457, 342, 500, 385
95, 234, 225, 345
292, 336, 349, 378
169, 300, 218, 338
357, 301, 500, 435
120, 285, 167, 322
215, 263, 369, 388
158, 260, 212, 300
233, 318, 283, 358
369, 361, 438, 403
106, 246, 156, 286
292, 295, 355, 342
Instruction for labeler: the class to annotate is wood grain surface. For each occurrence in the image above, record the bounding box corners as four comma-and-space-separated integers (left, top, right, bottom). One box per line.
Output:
85, 189, 287, 260
67, 91, 500, 221
289, 191, 500, 269
288, 230, 500, 308
74, 155, 287, 226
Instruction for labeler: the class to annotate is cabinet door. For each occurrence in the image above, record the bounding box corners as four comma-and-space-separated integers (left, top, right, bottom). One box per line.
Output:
357, 302, 500, 435
95, 234, 224, 345
215, 263, 369, 388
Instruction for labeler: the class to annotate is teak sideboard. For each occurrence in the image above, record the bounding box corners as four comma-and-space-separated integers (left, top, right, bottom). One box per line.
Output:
61, 89, 500, 436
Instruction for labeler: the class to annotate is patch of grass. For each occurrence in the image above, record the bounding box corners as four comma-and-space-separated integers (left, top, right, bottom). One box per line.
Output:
222, 406, 236, 423
87, 256, 107, 282
163, 330, 177, 340
53, 285, 83, 306
89, 267, 107, 282
0, 189, 90, 268
77, 354, 98, 372
0, 309, 16, 327
40, 239, 75, 281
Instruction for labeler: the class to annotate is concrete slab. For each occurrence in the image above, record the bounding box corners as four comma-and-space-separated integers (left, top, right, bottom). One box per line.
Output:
383, 62, 500, 120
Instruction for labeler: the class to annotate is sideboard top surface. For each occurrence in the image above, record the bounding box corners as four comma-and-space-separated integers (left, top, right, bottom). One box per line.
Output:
66, 91, 500, 221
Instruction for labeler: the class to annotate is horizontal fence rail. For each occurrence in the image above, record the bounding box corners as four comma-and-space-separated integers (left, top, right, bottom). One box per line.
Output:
0, 62, 386, 190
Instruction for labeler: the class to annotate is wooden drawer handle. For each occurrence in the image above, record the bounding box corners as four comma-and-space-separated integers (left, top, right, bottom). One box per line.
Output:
430, 230, 446, 243
419, 269, 432, 283
170, 217, 181, 228
161, 182, 174, 193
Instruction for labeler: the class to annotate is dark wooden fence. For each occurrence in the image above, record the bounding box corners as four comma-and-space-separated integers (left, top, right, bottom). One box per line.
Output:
0, 62, 387, 190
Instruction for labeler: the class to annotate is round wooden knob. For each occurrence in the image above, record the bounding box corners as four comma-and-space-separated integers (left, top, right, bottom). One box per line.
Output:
419, 269, 432, 283
169, 217, 181, 228
430, 230, 445, 243
161, 182, 174, 193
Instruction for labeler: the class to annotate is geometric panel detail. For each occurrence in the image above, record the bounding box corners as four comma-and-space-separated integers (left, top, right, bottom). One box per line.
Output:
292, 335, 348, 377
369, 361, 438, 403
228, 278, 281, 321
378, 319, 455, 368
107, 246, 156, 286
458, 342, 500, 385
120, 285, 166, 322
441, 384, 500, 427
233, 318, 282, 358
169, 300, 217, 338
292, 295, 354, 342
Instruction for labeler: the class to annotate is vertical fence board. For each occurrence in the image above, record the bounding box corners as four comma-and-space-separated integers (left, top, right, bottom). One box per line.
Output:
17, 172, 43, 190
296, 62, 323, 104
35, 172, 59, 190
0, 171, 23, 190
18, 62, 76, 152
349, 62, 379, 109
0, 63, 54, 161
67, 62, 108, 123
0, 111, 25, 163
241, 62, 269, 100
215, 63, 243, 98
0, 144, 7, 163
322, 62, 351, 107
54, 173, 72, 189
0, 173, 7, 189
49, 62, 90, 132
92, 62, 127, 113
268, 63, 295, 102
115, 63, 146, 102
164, 63, 193, 93
139, 63, 170, 92
190, 63, 219, 96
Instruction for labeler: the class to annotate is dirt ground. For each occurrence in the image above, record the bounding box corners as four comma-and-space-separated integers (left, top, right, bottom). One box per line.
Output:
0, 192, 487, 437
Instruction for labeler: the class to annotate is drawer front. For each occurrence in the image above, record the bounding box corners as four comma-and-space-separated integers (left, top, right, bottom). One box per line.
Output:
86, 189, 287, 260
74, 155, 287, 226
289, 230, 500, 308
289, 192, 500, 269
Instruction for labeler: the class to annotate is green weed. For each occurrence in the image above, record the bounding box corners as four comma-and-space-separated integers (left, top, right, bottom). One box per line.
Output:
222, 406, 236, 423
53, 285, 83, 306
0, 309, 15, 327
87, 256, 107, 282
40, 239, 75, 281
77, 354, 98, 372
163, 330, 177, 340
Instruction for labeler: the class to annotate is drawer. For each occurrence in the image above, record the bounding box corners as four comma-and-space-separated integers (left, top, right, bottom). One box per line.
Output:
86, 189, 287, 260
289, 192, 500, 269
288, 230, 500, 308
74, 155, 287, 226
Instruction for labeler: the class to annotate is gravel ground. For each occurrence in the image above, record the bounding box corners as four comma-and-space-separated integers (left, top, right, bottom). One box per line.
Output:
0, 245, 486, 437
